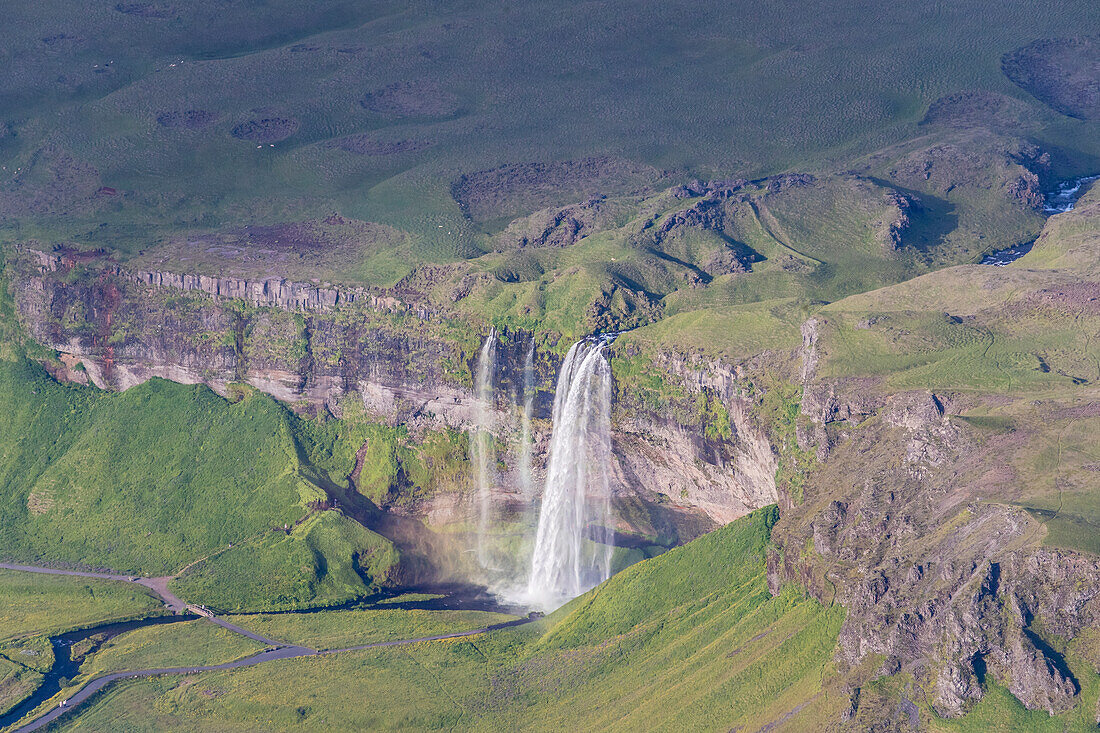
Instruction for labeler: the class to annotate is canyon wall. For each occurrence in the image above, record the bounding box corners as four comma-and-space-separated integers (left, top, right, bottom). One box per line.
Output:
8, 246, 779, 542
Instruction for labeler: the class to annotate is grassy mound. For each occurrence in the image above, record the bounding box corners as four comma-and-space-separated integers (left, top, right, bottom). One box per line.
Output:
0, 360, 314, 575
0, 353, 405, 610
170, 512, 400, 613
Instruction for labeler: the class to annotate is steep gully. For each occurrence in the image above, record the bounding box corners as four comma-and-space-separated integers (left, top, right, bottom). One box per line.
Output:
980, 173, 1098, 265
0, 564, 535, 733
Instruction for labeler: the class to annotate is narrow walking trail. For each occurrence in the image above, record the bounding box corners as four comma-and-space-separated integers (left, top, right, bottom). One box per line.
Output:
1, 563, 533, 732
0, 563, 186, 612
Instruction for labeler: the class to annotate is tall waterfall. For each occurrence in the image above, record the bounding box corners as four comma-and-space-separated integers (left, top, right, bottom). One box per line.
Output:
526, 339, 613, 609
472, 329, 497, 567
518, 339, 536, 502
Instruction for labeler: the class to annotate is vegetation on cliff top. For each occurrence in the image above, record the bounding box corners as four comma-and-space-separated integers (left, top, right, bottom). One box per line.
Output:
3, 0, 1098, 262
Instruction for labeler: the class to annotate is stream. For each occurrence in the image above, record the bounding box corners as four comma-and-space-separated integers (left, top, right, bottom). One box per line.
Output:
0, 615, 193, 730
981, 174, 1097, 266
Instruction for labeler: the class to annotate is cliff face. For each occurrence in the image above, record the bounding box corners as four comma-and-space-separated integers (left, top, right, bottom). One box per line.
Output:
763, 319, 1100, 721
12, 242, 1100, 720
8, 246, 779, 542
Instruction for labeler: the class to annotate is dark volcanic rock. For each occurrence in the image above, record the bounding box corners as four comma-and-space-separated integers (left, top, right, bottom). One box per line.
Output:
770, 331, 1100, 716
115, 2, 175, 18
451, 157, 661, 223
231, 115, 300, 143
1002, 37, 1100, 121
328, 135, 432, 156
496, 198, 613, 249
921, 90, 1039, 130
360, 81, 460, 118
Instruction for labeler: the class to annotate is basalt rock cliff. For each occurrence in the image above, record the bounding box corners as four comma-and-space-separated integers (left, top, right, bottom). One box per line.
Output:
7, 245, 779, 548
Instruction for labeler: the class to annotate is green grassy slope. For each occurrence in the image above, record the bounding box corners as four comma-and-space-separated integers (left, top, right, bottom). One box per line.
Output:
170, 512, 402, 613
0, 354, 404, 609
0, 360, 314, 575
50, 507, 850, 732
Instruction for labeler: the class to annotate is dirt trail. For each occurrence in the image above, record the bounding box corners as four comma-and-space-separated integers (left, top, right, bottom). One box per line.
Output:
0, 563, 185, 611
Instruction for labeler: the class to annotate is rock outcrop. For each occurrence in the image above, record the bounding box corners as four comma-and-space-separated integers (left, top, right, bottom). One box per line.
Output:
765, 318, 1100, 719
23, 246, 414, 315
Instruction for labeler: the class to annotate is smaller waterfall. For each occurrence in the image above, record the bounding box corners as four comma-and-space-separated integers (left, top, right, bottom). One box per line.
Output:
518, 339, 536, 502
472, 329, 497, 567
526, 339, 614, 609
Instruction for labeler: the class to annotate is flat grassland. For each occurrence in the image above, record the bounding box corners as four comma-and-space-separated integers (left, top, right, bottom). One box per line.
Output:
0, 569, 163, 718
78, 620, 265, 679
1, 0, 1098, 270
0, 570, 163, 642
226, 604, 514, 651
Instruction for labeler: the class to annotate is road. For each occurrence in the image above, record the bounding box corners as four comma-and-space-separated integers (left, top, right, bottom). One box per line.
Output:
2, 563, 533, 732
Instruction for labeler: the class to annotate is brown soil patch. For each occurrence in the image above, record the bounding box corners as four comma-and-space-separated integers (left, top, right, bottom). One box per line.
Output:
27, 490, 54, 515
0, 145, 103, 217
1002, 37, 1100, 120
138, 215, 406, 281
157, 110, 218, 129
327, 135, 432, 156
921, 90, 1038, 130
452, 156, 662, 223
231, 115, 300, 143
360, 81, 460, 118
115, 2, 175, 19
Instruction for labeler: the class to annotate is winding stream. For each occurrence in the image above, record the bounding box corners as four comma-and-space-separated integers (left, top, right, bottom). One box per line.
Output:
0, 615, 193, 730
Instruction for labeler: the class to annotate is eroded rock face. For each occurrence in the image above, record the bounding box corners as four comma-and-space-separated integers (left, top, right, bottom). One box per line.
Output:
768, 323, 1100, 716
24, 247, 409, 314
496, 198, 619, 249
10, 248, 778, 541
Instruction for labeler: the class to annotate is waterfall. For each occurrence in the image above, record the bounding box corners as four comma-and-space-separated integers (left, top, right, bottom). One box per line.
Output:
526, 339, 613, 609
518, 339, 536, 502
472, 329, 497, 567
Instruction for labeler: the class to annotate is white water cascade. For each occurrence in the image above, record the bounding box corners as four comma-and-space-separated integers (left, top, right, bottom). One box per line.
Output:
526, 339, 614, 609
471, 329, 497, 567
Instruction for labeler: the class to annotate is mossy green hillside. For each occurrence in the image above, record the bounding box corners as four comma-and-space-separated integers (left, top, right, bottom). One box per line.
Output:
169, 512, 400, 613
53, 507, 852, 732
0, 359, 316, 575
